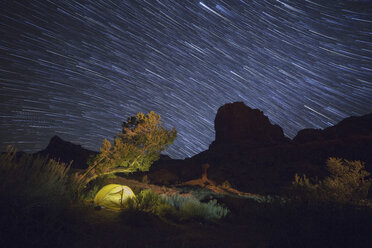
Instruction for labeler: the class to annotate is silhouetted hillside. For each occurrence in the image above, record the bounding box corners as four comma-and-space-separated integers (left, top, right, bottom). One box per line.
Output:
147, 102, 372, 195
34, 135, 98, 169
30, 102, 372, 195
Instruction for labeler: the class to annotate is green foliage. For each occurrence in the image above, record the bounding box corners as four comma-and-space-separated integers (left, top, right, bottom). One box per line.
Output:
290, 157, 371, 204
136, 189, 163, 212
122, 196, 139, 211
180, 198, 230, 220
121, 189, 229, 221
120, 189, 163, 214
87, 111, 176, 182
82, 184, 101, 201
161, 194, 230, 220
155, 203, 177, 218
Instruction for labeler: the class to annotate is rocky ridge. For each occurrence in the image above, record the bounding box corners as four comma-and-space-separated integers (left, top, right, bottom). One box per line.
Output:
33, 102, 372, 195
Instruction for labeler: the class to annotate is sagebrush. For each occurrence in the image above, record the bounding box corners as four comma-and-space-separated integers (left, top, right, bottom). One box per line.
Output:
120, 189, 229, 220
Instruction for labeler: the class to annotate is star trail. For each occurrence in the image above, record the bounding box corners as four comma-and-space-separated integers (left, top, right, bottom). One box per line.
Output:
1, 0, 371, 158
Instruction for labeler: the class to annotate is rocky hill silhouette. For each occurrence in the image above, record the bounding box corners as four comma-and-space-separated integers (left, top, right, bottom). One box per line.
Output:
213, 101, 289, 145
34, 102, 372, 195
34, 135, 98, 169
147, 102, 372, 195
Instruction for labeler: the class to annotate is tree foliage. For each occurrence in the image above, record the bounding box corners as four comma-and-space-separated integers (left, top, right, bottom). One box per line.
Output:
82, 111, 176, 184
290, 157, 371, 204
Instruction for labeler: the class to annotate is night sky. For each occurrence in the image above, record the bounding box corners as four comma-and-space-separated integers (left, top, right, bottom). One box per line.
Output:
1, 0, 371, 159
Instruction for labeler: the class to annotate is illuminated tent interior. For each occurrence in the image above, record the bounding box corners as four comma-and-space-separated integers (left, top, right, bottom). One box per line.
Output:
94, 184, 136, 211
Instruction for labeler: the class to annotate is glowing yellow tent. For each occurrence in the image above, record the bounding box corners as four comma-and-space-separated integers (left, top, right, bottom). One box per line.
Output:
94, 184, 136, 211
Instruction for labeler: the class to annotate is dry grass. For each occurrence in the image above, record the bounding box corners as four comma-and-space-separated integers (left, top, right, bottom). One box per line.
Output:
0, 147, 79, 247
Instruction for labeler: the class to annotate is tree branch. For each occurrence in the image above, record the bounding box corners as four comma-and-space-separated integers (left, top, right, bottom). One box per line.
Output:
83, 167, 135, 185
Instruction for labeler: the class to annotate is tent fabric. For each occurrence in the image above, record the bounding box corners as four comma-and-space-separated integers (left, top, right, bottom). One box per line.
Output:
94, 184, 135, 211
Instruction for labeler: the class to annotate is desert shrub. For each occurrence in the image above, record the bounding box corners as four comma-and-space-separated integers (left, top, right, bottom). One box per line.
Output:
161, 193, 188, 209
323, 157, 371, 202
120, 189, 165, 214
156, 203, 178, 218
290, 157, 371, 205
161, 194, 230, 220
0, 147, 77, 206
136, 189, 163, 212
289, 173, 319, 204
221, 180, 232, 188
120, 189, 229, 221
180, 198, 229, 220
0, 147, 79, 247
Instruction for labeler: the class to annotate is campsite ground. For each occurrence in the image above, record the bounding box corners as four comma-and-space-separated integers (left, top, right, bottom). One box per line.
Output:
74, 176, 269, 247
55, 176, 372, 248
2, 173, 372, 248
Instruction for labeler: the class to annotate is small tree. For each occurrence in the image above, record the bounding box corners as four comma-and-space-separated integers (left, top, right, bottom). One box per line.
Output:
81, 111, 176, 185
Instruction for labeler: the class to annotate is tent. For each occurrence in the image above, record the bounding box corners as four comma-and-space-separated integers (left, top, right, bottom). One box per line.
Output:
94, 184, 136, 211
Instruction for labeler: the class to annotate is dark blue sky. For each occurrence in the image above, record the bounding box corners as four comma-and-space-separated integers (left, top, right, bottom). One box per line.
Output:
1, 0, 371, 158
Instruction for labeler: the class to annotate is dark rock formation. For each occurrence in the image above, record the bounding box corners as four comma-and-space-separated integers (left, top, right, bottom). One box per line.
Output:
203, 104, 372, 195
146, 102, 372, 196
293, 128, 324, 143
146, 157, 201, 185
212, 102, 287, 146
29, 103, 372, 196
294, 113, 372, 143
34, 135, 98, 169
